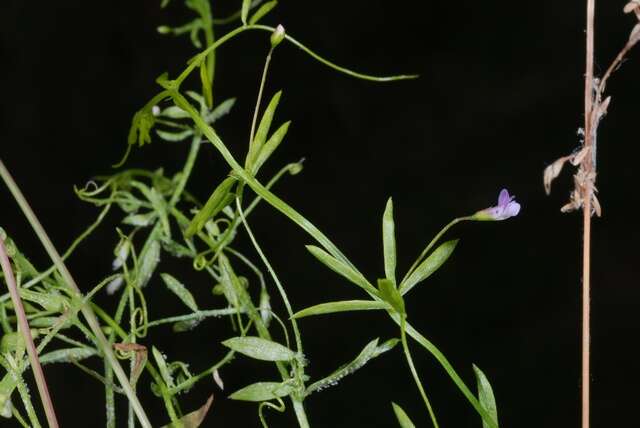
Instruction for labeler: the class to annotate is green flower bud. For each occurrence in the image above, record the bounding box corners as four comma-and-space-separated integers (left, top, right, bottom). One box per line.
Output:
270, 24, 286, 49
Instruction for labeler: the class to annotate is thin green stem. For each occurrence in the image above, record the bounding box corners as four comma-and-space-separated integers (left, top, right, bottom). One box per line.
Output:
235, 198, 310, 428
392, 314, 499, 428
235, 198, 303, 354
0, 159, 152, 428
401, 216, 471, 286
249, 47, 273, 154
0, 238, 59, 428
174, 24, 417, 87
400, 314, 438, 427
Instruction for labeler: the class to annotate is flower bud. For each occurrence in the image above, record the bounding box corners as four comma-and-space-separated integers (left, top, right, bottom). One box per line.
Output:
270, 24, 286, 49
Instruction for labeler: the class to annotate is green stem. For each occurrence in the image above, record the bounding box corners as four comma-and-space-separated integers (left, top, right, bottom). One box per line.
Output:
401, 216, 471, 285
174, 24, 417, 87
235, 198, 310, 427
400, 314, 438, 427
392, 314, 499, 428
172, 91, 357, 270
235, 198, 303, 355
0, 159, 153, 428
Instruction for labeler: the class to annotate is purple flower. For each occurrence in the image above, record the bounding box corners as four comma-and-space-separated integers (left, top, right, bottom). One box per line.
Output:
474, 189, 521, 221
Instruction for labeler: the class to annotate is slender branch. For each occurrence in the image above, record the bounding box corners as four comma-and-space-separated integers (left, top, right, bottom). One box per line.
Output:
0, 159, 153, 428
0, 238, 59, 428
582, 1, 595, 427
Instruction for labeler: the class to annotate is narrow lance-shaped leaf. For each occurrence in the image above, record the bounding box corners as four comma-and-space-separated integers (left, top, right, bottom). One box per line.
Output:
241, 0, 251, 25
473, 364, 499, 428
18, 289, 65, 312
229, 381, 294, 402
249, 0, 278, 25
246, 91, 282, 171
222, 336, 295, 362
185, 176, 237, 238
205, 97, 236, 124
377, 279, 405, 315
391, 402, 416, 428
382, 197, 397, 284
252, 121, 291, 175
160, 273, 199, 312
399, 239, 459, 296
138, 239, 161, 287
306, 245, 377, 295
305, 338, 399, 396
152, 346, 174, 388
39, 348, 98, 365
156, 129, 194, 142
161, 395, 214, 428
292, 300, 388, 319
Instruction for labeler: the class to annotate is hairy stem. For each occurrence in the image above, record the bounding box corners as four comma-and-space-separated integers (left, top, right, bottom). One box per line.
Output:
0, 238, 58, 428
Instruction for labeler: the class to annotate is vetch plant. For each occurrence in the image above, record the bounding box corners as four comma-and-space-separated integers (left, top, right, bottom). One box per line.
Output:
0, 1, 529, 427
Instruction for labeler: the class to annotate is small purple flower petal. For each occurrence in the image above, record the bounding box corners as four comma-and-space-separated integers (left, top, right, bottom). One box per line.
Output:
498, 189, 511, 206
473, 188, 521, 221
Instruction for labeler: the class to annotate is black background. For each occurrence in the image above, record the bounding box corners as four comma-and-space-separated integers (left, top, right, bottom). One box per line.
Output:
2, 1, 640, 427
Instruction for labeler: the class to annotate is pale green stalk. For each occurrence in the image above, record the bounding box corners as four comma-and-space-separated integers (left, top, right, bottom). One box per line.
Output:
0, 238, 58, 428
400, 315, 438, 427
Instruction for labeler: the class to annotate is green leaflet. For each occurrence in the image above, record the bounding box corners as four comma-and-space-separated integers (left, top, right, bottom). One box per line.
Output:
184, 176, 237, 238
160, 273, 199, 312
122, 212, 157, 227
473, 364, 499, 428
229, 381, 294, 402
249, 1, 277, 25
18, 289, 65, 312
305, 245, 377, 295
377, 278, 405, 315
246, 91, 282, 171
205, 97, 236, 124
138, 239, 161, 288
391, 402, 416, 428
156, 129, 194, 142
221, 336, 295, 362
39, 347, 98, 365
292, 300, 387, 319
152, 346, 175, 388
241, 0, 251, 25
399, 240, 459, 296
0, 331, 38, 353
252, 121, 291, 175
382, 198, 397, 285
305, 338, 399, 396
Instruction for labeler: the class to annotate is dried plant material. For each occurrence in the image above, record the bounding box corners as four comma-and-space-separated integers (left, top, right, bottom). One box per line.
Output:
114, 343, 148, 386
543, 155, 572, 195
596, 96, 611, 122
213, 369, 224, 390
592, 193, 602, 217
161, 394, 214, 428
624, 0, 640, 19
629, 23, 640, 46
